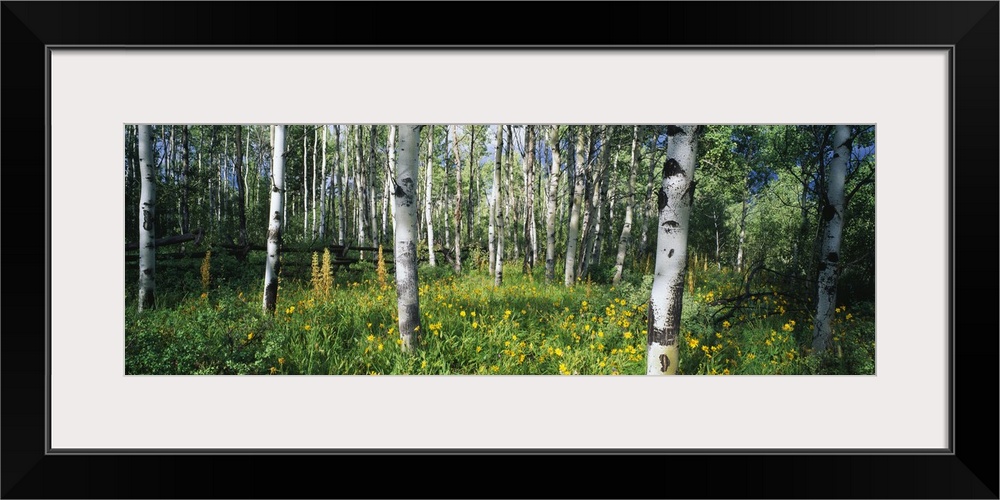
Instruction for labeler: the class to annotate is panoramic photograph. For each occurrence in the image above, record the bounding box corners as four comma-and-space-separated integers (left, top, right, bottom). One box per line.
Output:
124, 124, 875, 375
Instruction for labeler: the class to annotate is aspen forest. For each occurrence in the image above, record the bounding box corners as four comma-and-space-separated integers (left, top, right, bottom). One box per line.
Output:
125, 124, 876, 375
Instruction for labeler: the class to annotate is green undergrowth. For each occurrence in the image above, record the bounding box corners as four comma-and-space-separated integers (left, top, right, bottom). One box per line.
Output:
125, 255, 875, 375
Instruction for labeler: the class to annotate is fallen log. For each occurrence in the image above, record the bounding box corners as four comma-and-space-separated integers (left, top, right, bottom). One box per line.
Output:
125, 228, 204, 251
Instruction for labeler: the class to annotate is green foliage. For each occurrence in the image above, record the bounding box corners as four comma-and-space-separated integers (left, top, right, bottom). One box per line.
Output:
125, 259, 874, 375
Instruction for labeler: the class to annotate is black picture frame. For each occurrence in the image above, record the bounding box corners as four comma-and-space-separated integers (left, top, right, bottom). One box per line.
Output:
3, 2, 996, 498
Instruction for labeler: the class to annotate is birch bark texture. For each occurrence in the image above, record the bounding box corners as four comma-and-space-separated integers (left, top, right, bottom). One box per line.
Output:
137, 124, 156, 312
394, 125, 424, 351
425, 125, 436, 266
564, 126, 587, 286
493, 124, 504, 286
522, 125, 536, 274
544, 126, 561, 282
812, 125, 850, 353
263, 125, 286, 314
646, 125, 699, 375
451, 125, 463, 273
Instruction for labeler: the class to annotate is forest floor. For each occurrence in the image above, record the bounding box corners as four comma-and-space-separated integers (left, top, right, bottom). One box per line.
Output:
125, 250, 875, 375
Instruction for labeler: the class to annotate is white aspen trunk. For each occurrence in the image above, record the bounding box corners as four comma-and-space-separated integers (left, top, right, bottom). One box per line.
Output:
736, 197, 747, 272
522, 125, 536, 274
337, 126, 346, 246
320, 125, 328, 240
647, 125, 699, 375
369, 126, 379, 246
452, 125, 463, 273
180, 126, 190, 234
577, 130, 597, 278
488, 127, 497, 276
382, 175, 390, 243
425, 125, 436, 266
353, 126, 363, 246
506, 125, 516, 263
387, 125, 397, 237
592, 139, 614, 270
467, 126, 476, 243
581, 126, 609, 277
263, 125, 286, 314
444, 192, 451, 248
532, 158, 539, 266
234, 125, 248, 253
544, 126, 561, 282
812, 125, 849, 353
302, 127, 308, 240
215, 135, 222, 231
244, 125, 251, 222
494, 124, 504, 286
394, 125, 423, 351
564, 126, 587, 287
309, 127, 319, 241
714, 208, 723, 270
613, 126, 640, 285
137, 125, 156, 312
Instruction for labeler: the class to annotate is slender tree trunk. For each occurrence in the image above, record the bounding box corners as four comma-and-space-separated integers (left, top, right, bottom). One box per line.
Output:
506, 125, 517, 262
263, 125, 286, 314
577, 137, 595, 278
320, 125, 328, 241
244, 126, 251, 232
613, 126, 640, 285
355, 126, 366, 247
337, 126, 346, 246
312, 126, 318, 239
369, 125, 378, 246
180, 126, 190, 234
812, 125, 850, 354
452, 125, 463, 273
714, 208, 723, 270
564, 126, 587, 286
580, 126, 608, 277
425, 125, 436, 266
545, 126, 561, 282
522, 125, 536, 274
137, 125, 156, 312
488, 128, 497, 276
647, 125, 699, 375
494, 124, 504, 286
394, 125, 423, 351
443, 188, 451, 250
467, 126, 475, 243
302, 126, 309, 241
736, 195, 748, 272
386, 125, 397, 241
587, 128, 612, 275
234, 125, 248, 257
532, 157, 540, 266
